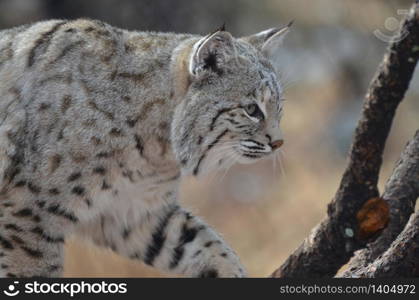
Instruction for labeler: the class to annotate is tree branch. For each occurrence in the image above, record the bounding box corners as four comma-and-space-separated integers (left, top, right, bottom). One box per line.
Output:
341, 131, 419, 276
343, 211, 419, 277
272, 1, 419, 277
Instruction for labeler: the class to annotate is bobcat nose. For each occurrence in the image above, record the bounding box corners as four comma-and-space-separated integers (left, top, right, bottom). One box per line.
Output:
270, 139, 284, 151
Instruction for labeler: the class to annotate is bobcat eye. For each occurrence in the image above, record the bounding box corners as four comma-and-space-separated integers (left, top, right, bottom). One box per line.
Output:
244, 104, 264, 120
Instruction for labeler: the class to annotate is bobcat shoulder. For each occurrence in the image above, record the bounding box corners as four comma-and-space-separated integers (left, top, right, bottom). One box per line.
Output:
0, 19, 289, 277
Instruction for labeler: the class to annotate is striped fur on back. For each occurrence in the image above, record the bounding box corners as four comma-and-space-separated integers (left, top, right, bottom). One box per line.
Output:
0, 19, 289, 277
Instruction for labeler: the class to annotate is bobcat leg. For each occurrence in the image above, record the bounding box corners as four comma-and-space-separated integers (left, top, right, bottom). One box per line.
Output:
0, 205, 64, 277
77, 204, 246, 277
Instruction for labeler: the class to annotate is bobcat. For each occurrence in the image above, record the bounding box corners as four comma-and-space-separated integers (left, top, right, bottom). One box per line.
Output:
0, 19, 288, 277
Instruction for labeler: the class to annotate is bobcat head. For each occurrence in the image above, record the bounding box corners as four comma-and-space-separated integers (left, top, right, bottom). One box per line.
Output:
171, 23, 291, 176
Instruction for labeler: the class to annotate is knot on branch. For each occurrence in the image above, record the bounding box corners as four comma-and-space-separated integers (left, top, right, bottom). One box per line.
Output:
356, 197, 389, 240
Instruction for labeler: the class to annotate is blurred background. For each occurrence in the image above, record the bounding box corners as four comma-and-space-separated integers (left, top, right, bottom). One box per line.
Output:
1, 0, 418, 277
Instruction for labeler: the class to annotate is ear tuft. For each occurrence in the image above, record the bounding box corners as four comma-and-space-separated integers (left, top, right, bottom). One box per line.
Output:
286, 20, 294, 29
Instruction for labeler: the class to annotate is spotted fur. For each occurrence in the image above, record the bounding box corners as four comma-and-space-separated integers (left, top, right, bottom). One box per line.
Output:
0, 19, 289, 277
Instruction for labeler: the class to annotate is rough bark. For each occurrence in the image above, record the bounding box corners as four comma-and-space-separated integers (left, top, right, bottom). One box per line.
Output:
343, 212, 419, 278
272, 1, 419, 278
341, 131, 419, 276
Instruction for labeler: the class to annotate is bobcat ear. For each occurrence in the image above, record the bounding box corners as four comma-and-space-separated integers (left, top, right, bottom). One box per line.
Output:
241, 21, 292, 60
189, 27, 234, 77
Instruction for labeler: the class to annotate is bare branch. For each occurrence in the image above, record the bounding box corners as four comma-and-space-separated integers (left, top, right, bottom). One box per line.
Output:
341, 131, 419, 276
343, 211, 419, 277
272, 2, 419, 277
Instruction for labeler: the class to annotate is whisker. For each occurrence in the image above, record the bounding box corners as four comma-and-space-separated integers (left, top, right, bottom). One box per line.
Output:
280, 78, 298, 92
278, 149, 287, 180
204, 147, 232, 183
207, 149, 235, 183
276, 65, 298, 92
204, 143, 236, 173
272, 151, 277, 179
218, 150, 237, 183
